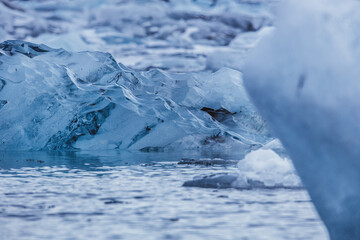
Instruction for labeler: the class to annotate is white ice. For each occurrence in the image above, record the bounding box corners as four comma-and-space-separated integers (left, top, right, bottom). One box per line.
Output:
244, 0, 360, 238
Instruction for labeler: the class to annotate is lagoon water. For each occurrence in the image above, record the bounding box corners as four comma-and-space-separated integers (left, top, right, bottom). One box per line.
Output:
0, 151, 328, 240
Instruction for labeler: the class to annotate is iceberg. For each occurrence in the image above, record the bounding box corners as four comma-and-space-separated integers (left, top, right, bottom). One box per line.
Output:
0, 0, 273, 72
0, 40, 271, 151
244, 0, 360, 238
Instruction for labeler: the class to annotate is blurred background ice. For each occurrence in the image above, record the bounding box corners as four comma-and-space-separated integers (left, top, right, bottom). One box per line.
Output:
0, 0, 274, 72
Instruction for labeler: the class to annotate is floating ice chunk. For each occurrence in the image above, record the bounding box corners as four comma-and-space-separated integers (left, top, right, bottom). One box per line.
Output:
233, 149, 301, 189
183, 173, 238, 189
243, 0, 360, 238
183, 148, 301, 189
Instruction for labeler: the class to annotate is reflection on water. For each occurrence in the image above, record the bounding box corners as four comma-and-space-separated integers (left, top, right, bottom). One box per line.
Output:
0, 151, 328, 240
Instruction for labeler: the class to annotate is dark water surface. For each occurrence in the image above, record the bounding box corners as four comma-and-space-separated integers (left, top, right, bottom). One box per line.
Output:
0, 151, 328, 240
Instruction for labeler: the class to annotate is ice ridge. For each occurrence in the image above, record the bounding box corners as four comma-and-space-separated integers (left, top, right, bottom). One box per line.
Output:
0, 40, 271, 151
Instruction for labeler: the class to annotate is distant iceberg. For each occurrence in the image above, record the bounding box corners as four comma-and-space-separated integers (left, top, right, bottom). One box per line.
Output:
0, 40, 271, 151
0, 0, 272, 72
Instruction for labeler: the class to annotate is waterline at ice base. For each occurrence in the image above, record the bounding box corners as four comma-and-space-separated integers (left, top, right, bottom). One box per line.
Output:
244, 0, 360, 239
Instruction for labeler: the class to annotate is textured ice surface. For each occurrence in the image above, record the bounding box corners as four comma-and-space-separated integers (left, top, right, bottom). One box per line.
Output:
0, 40, 271, 151
183, 147, 301, 190
244, 0, 360, 238
234, 148, 301, 188
0, 0, 273, 72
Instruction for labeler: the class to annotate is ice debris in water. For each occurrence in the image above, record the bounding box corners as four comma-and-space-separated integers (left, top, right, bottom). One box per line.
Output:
178, 158, 238, 166
234, 149, 301, 188
243, 0, 360, 238
183, 173, 238, 189
183, 148, 302, 189
0, 40, 271, 151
